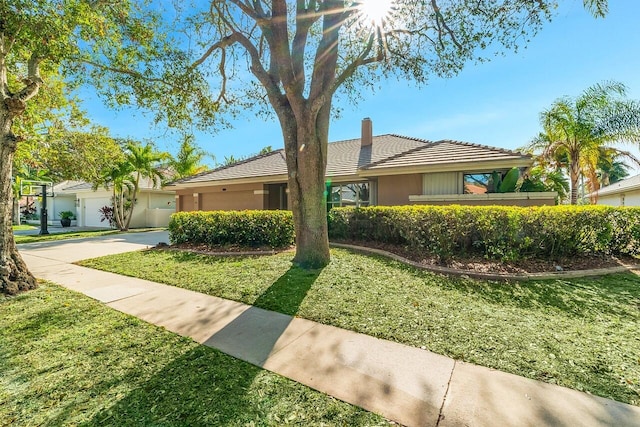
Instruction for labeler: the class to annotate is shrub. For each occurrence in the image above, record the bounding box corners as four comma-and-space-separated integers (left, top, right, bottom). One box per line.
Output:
58, 210, 75, 220
98, 206, 116, 228
169, 210, 295, 248
328, 205, 640, 261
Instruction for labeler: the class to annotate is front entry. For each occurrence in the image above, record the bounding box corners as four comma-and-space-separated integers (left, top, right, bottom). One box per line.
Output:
266, 184, 288, 210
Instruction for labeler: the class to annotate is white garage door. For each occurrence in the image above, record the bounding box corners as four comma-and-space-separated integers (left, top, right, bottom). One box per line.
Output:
83, 198, 111, 227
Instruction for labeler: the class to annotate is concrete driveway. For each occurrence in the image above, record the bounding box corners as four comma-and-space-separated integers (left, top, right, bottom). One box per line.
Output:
18, 230, 169, 263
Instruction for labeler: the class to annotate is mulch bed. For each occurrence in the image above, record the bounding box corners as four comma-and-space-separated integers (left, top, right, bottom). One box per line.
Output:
330, 240, 640, 275
161, 241, 639, 275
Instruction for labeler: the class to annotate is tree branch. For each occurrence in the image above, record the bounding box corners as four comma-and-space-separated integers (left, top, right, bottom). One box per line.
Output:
308, 1, 350, 107
189, 33, 241, 70
291, 1, 321, 92
15, 54, 43, 103
313, 27, 377, 113
269, 0, 296, 95
431, 0, 463, 50
81, 58, 167, 85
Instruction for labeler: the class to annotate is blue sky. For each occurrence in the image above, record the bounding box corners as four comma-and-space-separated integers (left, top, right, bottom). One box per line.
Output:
81, 0, 640, 172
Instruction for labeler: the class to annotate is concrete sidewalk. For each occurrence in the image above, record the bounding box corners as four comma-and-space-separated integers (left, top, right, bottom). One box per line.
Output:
19, 232, 640, 427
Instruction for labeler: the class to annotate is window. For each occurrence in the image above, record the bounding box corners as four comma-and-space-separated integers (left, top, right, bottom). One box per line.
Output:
327, 182, 370, 208
422, 172, 462, 195
463, 173, 491, 194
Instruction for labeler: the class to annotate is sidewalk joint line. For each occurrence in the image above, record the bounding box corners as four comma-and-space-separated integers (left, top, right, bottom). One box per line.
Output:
103, 292, 150, 305
436, 360, 456, 427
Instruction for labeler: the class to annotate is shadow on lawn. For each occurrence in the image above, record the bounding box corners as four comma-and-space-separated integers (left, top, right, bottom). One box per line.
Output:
83, 345, 378, 426
199, 265, 322, 367
84, 265, 376, 425
448, 272, 640, 319
252, 265, 323, 315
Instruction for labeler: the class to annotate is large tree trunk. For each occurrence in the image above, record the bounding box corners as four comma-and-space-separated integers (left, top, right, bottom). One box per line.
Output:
253, 0, 344, 268
280, 107, 331, 268
1, 112, 37, 295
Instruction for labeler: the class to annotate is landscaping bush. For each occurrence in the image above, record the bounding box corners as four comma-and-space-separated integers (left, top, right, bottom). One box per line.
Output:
328, 205, 640, 261
169, 210, 295, 248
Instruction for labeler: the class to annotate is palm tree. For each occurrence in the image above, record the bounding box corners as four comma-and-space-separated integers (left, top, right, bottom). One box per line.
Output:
519, 165, 570, 203
584, 148, 636, 203
528, 81, 640, 204
598, 159, 630, 187
169, 136, 209, 179
583, 0, 609, 18
123, 141, 168, 230
99, 161, 134, 231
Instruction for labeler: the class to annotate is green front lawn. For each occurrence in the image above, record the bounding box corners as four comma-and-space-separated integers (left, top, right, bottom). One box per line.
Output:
0, 282, 385, 426
12, 224, 36, 231
79, 248, 640, 406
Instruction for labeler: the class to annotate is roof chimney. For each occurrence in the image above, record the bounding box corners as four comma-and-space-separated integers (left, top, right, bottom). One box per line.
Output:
361, 117, 373, 147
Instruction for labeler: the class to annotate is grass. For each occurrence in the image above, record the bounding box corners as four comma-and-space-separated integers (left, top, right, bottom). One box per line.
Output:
14, 228, 162, 244
12, 225, 36, 231
0, 282, 386, 426
79, 248, 640, 406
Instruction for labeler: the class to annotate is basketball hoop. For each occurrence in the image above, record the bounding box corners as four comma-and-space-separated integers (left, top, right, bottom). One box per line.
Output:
18, 180, 54, 235
19, 180, 55, 197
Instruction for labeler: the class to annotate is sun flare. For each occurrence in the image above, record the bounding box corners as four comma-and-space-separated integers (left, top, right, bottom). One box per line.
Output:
358, 0, 395, 27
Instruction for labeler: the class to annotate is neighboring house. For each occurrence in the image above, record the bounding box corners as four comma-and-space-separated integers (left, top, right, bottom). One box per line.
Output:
58, 179, 176, 228
592, 174, 640, 206
168, 118, 556, 211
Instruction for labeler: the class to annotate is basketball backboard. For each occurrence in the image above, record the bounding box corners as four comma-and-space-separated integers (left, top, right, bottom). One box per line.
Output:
19, 180, 54, 197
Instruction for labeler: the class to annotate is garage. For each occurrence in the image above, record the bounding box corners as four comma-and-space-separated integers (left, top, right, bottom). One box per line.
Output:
82, 197, 111, 227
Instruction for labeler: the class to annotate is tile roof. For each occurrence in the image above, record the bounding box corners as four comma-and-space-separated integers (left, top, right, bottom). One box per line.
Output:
362, 137, 531, 170
593, 174, 640, 197
173, 150, 288, 185
326, 135, 427, 176
170, 134, 531, 186
53, 180, 84, 193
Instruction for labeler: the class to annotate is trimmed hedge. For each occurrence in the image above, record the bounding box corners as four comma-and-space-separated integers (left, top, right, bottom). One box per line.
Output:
169, 210, 295, 248
328, 205, 640, 261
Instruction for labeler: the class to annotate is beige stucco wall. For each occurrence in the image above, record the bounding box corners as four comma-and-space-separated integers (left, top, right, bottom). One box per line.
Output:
377, 174, 423, 206
179, 194, 194, 212
146, 208, 175, 227
127, 192, 175, 228
176, 183, 265, 212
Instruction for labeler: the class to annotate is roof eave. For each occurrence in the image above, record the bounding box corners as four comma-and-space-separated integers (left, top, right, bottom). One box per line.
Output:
593, 183, 640, 197
167, 174, 289, 189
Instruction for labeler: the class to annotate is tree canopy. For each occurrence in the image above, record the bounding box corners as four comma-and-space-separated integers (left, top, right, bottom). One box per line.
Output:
1, 0, 190, 294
